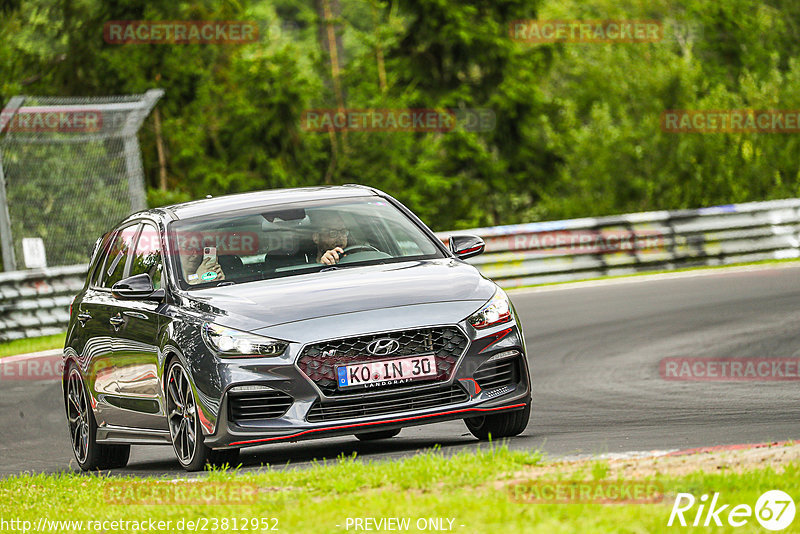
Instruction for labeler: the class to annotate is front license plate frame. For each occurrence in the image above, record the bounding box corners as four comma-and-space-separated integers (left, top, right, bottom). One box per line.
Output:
336, 354, 437, 390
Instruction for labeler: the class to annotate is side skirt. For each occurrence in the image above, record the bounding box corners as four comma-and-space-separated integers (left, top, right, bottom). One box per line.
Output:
96, 424, 172, 445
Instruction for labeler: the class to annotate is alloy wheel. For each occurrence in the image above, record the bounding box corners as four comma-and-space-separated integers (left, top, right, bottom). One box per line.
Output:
66, 368, 90, 464
166, 363, 197, 464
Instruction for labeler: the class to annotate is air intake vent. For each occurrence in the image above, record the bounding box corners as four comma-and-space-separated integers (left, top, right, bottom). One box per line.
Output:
307, 383, 469, 423
474, 357, 520, 390
228, 390, 293, 422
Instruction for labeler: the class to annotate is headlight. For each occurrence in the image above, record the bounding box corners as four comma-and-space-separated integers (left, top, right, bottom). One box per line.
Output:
201, 323, 288, 357
468, 289, 512, 329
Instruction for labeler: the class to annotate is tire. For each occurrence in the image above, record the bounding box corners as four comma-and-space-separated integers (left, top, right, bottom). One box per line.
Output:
464, 403, 531, 441
65, 365, 130, 471
165, 359, 240, 471
355, 428, 401, 441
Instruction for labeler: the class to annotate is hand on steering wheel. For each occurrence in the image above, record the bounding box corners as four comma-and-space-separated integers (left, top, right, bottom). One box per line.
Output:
319, 244, 383, 265
340, 244, 381, 255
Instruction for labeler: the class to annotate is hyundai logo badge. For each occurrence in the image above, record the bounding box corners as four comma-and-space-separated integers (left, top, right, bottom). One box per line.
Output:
366, 338, 401, 356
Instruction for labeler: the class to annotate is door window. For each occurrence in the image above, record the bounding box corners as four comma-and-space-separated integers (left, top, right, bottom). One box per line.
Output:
99, 224, 141, 288
129, 224, 164, 289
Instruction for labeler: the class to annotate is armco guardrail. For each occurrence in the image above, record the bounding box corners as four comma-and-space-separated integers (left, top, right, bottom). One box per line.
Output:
0, 264, 86, 341
437, 198, 800, 288
2, 198, 800, 341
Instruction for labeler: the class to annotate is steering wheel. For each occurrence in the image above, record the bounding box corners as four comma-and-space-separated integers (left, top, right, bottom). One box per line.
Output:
340, 244, 382, 255
336, 244, 389, 264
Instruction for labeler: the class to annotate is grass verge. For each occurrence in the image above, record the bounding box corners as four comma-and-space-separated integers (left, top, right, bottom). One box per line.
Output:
0, 445, 796, 533
0, 332, 65, 358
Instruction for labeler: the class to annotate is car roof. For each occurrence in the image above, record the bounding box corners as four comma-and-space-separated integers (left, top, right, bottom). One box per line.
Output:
154, 185, 380, 221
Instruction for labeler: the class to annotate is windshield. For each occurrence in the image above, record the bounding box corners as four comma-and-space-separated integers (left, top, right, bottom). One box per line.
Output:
167, 197, 446, 289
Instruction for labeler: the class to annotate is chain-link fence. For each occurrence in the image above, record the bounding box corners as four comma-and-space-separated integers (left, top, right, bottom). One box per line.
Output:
0, 89, 163, 270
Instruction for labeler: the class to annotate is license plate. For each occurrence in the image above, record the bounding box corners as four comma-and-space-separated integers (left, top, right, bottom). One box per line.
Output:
336, 355, 436, 390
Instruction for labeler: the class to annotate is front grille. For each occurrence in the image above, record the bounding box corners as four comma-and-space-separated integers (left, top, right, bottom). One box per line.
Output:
298, 327, 469, 395
474, 357, 520, 390
228, 390, 293, 422
306, 383, 469, 423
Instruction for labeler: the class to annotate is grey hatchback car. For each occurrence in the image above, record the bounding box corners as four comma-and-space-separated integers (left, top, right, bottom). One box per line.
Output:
63, 185, 531, 471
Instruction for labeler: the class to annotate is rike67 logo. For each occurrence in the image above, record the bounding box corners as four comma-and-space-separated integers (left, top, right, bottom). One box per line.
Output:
669, 490, 795, 531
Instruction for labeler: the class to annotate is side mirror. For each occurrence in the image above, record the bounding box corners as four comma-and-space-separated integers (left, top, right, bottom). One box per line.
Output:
449, 234, 485, 260
112, 274, 165, 301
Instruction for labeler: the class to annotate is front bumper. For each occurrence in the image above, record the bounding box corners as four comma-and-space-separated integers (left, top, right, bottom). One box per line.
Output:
196, 320, 531, 449
208, 392, 530, 448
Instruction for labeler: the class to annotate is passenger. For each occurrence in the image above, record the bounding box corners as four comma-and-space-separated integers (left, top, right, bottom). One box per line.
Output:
181, 243, 226, 284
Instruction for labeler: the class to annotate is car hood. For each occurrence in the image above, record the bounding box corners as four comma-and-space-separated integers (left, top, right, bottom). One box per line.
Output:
184, 259, 495, 333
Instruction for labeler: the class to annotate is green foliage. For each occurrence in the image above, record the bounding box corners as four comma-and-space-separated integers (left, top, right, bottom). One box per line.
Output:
0, 331, 65, 357
146, 187, 191, 208
2, 0, 800, 231
0, 448, 797, 533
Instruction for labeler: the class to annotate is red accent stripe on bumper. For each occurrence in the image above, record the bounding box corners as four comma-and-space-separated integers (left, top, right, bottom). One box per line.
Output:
458, 378, 482, 395
229, 403, 527, 446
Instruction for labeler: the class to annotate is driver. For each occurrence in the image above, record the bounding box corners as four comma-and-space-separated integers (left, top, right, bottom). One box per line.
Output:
311, 210, 349, 265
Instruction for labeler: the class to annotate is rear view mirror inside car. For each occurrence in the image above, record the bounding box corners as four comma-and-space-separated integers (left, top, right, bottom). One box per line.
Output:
262, 208, 306, 222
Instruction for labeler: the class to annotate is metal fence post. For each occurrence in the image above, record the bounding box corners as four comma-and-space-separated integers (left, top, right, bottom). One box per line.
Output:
123, 136, 148, 213
0, 157, 17, 272
0, 96, 25, 272
122, 89, 164, 213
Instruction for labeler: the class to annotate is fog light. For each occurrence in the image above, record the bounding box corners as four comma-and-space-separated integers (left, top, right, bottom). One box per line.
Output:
229, 385, 273, 393
486, 349, 520, 363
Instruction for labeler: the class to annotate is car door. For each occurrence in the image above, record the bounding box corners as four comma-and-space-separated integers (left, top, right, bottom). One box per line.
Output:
81, 223, 141, 429
106, 222, 169, 431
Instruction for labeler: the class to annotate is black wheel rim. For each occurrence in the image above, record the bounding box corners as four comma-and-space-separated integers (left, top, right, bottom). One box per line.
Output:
166, 363, 197, 464
67, 369, 90, 464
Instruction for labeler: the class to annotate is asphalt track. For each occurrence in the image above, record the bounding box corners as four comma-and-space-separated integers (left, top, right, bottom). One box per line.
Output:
2, 264, 800, 476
